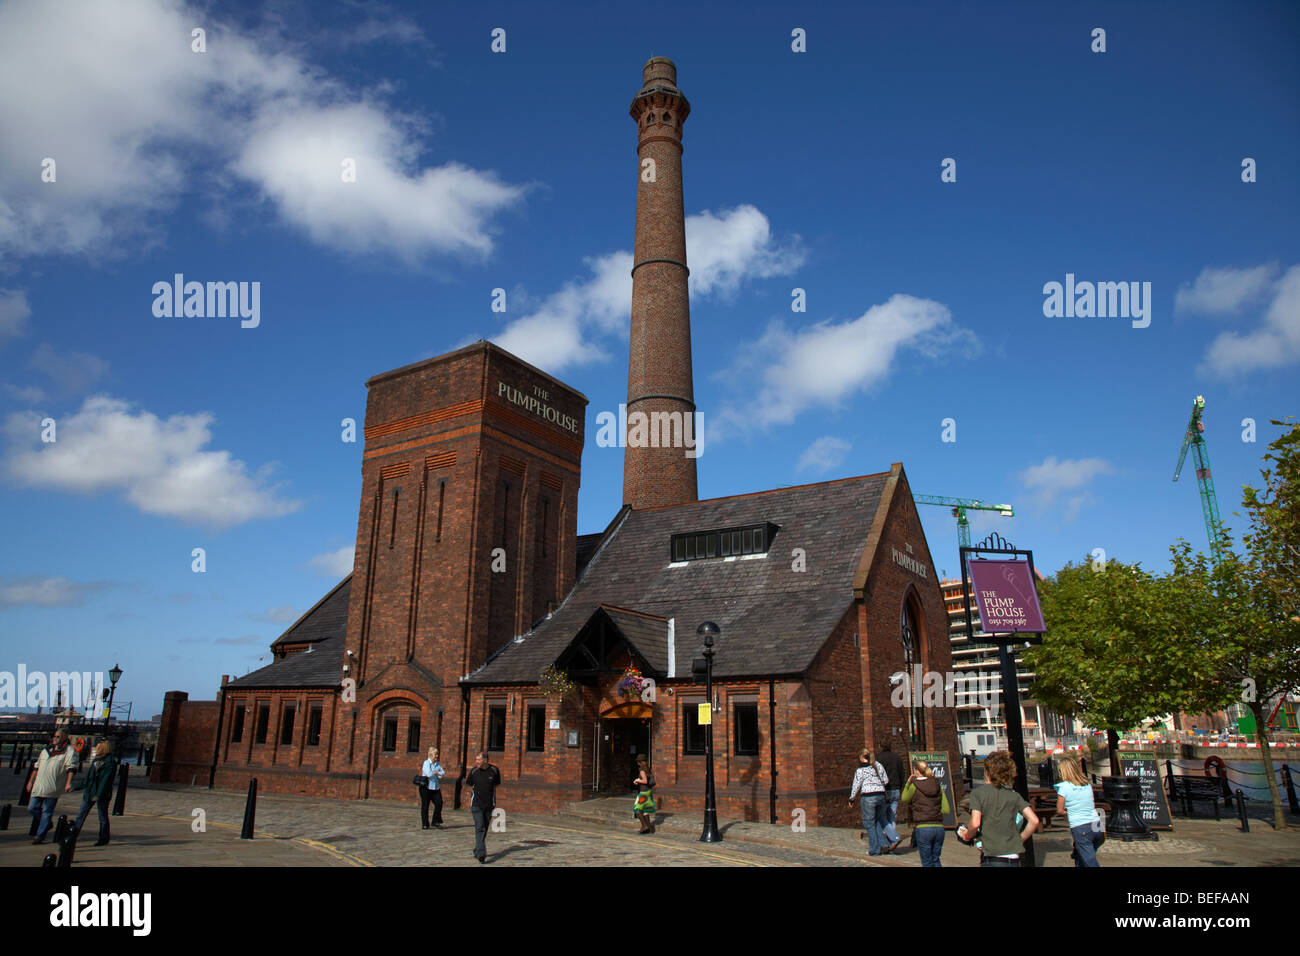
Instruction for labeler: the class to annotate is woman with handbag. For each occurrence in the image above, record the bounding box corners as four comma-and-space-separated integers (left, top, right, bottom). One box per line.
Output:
632, 755, 656, 834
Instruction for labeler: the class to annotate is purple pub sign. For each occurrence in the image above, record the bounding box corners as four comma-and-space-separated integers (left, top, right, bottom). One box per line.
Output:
967, 560, 1046, 634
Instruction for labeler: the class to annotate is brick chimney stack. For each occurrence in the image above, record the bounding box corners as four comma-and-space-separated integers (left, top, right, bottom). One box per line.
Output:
623, 57, 698, 509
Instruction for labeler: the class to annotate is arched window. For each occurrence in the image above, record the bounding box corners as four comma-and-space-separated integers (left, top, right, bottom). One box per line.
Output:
901, 594, 927, 749
647, 113, 657, 124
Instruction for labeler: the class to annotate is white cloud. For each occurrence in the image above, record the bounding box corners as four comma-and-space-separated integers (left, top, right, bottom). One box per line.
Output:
686, 205, 805, 297
1175, 263, 1278, 316
234, 104, 524, 262
1198, 264, 1300, 378
307, 546, 354, 577
0, 575, 110, 607
489, 206, 802, 372
29, 343, 109, 396
0, 0, 521, 261
3, 396, 299, 528
0, 290, 31, 345
1019, 457, 1114, 520
716, 294, 977, 434
4, 384, 47, 404
797, 436, 851, 474
244, 605, 299, 624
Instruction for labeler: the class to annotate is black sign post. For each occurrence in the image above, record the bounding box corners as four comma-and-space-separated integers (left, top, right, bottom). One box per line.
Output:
1117, 750, 1174, 830
959, 532, 1047, 867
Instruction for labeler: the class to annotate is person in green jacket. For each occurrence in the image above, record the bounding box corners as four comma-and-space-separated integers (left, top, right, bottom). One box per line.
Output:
899, 759, 951, 867
73, 739, 118, 846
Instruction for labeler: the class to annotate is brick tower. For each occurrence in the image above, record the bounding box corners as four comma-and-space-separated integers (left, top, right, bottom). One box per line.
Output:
623, 57, 699, 509
334, 342, 586, 798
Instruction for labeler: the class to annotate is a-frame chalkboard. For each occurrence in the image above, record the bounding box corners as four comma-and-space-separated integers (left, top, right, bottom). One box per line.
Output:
1116, 749, 1174, 831
906, 750, 958, 829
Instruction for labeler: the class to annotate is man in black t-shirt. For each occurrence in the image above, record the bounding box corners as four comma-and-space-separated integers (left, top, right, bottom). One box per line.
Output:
877, 741, 906, 852
466, 751, 501, 863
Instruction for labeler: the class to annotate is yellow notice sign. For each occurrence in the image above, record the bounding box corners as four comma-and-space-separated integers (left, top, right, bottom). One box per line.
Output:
697, 703, 712, 725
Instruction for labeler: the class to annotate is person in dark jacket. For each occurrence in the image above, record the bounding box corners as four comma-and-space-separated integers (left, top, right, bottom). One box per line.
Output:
877, 740, 906, 852
466, 751, 501, 863
73, 739, 118, 846
899, 758, 950, 866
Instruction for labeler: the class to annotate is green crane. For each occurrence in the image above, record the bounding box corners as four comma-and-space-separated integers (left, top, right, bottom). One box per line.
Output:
914, 495, 1015, 549
1172, 394, 1225, 563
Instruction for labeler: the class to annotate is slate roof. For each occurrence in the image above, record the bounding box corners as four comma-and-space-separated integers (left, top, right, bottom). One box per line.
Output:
226, 576, 350, 689
465, 472, 891, 684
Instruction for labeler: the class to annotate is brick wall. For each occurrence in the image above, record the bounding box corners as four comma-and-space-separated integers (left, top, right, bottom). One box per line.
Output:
151, 691, 218, 785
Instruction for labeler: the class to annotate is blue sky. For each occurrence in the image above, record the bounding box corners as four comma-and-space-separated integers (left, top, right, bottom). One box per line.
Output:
1, 0, 1296, 716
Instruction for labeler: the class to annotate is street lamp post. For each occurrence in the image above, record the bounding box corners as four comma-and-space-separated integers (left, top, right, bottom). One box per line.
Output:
104, 664, 122, 733
695, 622, 721, 843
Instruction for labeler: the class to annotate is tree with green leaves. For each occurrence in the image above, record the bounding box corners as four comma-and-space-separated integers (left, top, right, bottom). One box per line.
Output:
1026, 558, 1211, 774
1170, 419, 1300, 830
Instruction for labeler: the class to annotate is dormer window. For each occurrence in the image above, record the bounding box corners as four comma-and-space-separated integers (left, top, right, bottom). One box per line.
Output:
671, 523, 777, 562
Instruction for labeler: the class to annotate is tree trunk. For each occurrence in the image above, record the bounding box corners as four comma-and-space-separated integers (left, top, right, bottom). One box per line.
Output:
1107, 728, 1120, 776
1250, 700, 1288, 830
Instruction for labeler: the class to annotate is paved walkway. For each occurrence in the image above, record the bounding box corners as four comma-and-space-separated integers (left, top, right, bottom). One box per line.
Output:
1, 777, 1297, 867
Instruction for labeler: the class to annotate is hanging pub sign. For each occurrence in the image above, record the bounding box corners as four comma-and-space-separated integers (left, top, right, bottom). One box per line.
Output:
967, 559, 1046, 635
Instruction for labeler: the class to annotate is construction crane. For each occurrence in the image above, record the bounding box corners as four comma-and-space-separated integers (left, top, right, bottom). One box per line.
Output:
1172, 395, 1224, 563
915, 495, 1015, 549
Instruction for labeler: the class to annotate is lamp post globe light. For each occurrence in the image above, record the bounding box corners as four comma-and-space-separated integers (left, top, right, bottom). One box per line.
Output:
694, 622, 721, 843
104, 663, 122, 733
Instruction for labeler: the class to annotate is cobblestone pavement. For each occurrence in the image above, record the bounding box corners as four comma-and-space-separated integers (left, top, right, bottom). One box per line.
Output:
2, 779, 1297, 867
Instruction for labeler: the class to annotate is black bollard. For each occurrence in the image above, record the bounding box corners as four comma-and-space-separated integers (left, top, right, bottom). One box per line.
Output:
29, 812, 40, 837
53, 814, 69, 845
1165, 760, 1177, 802
1235, 789, 1249, 832
0, 804, 10, 830
240, 778, 257, 839
41, 853, 57, 868
1081, 754, 1088, 777
111, 764, 129, 816
1283, 765, 1300, 816
6, 742, 14, 769
137, 746, 144, 766
57, 830, 77, 868
18, 770, 33, 808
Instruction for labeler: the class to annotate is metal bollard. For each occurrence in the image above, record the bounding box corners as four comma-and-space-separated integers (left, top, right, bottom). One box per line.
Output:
29, 812, 40, 837
57, 830, 77, 868
41, 853, 57, 868
53, 814, 69, 845
137, 746, 144, 766
240, 778, 258, 839
1235, 789, 1249, 832
19, 770, 33, 808
111, 764, 129, 816
0, 804, 9, 830
6, 742, 14, 769
1282, 765, 1300, 816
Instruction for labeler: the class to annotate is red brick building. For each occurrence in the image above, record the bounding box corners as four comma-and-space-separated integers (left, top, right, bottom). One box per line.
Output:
153, 57, 961, 826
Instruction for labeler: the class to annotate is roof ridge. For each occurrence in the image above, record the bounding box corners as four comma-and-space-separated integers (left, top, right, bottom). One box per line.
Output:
271, 573, 353, 646
631, 469, 894, 513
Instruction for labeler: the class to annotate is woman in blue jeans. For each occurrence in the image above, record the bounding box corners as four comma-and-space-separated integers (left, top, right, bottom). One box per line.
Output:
900, 759, 950, 866
1054, 755, 1103, 866
848, 747, 890, 855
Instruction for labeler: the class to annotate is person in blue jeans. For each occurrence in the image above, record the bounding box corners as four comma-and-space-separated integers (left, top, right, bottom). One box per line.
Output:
848, 747, 890, 855
1054, 755, 1103, 867
876, 741, 905, 852
28, 731, 78, 844
900, 758, 950, 866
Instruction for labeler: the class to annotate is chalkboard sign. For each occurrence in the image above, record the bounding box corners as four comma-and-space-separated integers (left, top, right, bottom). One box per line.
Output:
1117, 749, 1174, 831
906, 750, 958, 829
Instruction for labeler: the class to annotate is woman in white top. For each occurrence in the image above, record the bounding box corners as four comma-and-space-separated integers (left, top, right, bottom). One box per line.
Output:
420, 746, 446, 829
847, 747, 891, 855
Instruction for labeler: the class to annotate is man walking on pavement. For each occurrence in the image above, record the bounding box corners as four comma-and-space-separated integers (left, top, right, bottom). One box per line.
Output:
877, 739, 906, 853
466, 751, 501, 864
29, 731, 78, 844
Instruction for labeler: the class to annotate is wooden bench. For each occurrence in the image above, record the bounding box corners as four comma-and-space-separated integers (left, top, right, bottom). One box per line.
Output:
1169, 775, 1228, 819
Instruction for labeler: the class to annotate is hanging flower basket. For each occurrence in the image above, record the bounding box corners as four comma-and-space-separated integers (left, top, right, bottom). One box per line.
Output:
617, 666, 648, 700
539, 665, 575, 700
